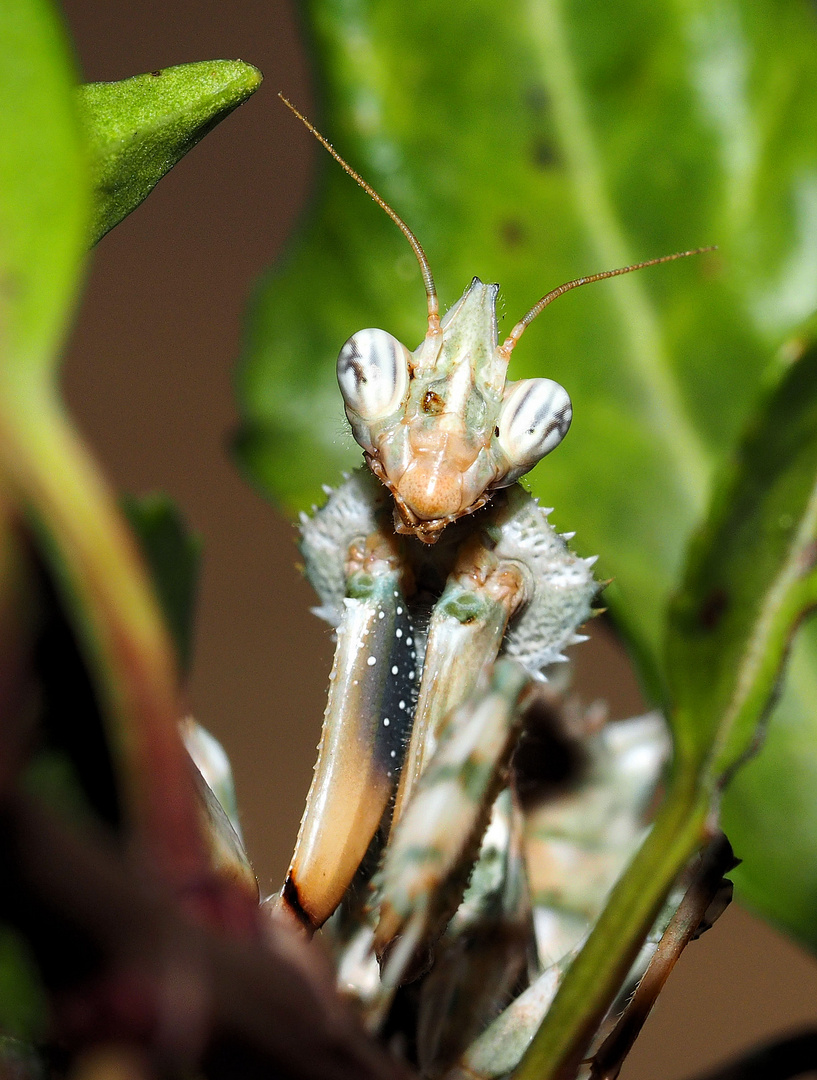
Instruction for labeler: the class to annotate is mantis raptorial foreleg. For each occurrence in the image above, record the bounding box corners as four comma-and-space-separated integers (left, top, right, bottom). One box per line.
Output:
415, 789, 535, 1074
373, 661, 531, 981
283, 472, 418, 930
389, 523, 529, 828
281, 475, 598, 936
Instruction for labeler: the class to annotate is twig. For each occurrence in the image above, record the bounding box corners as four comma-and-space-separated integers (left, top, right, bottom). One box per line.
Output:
589, 832, 738, 1080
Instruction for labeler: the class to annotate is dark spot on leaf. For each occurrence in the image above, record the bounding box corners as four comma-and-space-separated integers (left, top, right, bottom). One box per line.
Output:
698, 588, 729, 630
532, 138, 558, 169
525, 85, 550, 114
150, 69, 163, 77
422, 389, 445, 414
500, 220, 526, 248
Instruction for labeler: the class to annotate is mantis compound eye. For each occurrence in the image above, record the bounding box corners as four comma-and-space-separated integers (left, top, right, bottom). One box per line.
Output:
337, 328, 411, 422
496, 378, 572, 473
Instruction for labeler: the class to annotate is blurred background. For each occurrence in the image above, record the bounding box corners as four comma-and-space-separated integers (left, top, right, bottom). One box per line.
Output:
59, 1, 817, 1077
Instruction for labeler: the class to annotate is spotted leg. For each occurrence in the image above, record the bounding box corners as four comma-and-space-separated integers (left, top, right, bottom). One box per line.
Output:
280, 473, 418, 931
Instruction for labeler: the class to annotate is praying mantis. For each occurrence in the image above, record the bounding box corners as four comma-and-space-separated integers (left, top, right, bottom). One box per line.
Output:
252, 96, 719, 1077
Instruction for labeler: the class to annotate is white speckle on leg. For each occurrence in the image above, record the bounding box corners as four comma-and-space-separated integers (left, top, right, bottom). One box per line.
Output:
367, 656, 377, 666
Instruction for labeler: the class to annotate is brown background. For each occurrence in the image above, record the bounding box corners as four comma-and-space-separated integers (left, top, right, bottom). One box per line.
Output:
58, 2, 817, 1076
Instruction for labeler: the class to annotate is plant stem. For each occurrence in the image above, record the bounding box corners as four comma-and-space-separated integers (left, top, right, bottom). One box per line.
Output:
0, 379, 211, 898
512, 772, 711, 1080
590, 832, 737, 1080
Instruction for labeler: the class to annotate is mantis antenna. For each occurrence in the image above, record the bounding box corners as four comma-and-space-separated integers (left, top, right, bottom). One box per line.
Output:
279, 93, 441, 333
499, 246, 717, 358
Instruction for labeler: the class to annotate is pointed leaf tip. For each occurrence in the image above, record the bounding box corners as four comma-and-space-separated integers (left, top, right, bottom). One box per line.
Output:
77, 59, 263, 244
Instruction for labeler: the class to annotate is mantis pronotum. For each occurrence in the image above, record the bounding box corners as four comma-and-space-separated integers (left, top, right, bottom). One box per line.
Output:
251, 96, 716, 1076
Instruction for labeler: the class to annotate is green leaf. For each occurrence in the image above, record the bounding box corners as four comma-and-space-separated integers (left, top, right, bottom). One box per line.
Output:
720, 631, 817, 946
234, 0, 817, 945
121, 492, 201, 674
667, 345, 817, 779
77, 60, 262, 245
0, 4, 209, 891
23, 750, 99, 827
0, 927, 46, 1042
670, 345, 817, 947
0, 0, 88, 381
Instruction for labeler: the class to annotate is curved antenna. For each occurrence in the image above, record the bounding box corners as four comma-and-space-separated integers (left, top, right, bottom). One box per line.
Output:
279, 94, 440, 332
498, 246, 717, 358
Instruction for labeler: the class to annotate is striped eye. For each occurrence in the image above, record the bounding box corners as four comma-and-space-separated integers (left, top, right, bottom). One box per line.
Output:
337, 328, 411, 422
496, 378, 572, 470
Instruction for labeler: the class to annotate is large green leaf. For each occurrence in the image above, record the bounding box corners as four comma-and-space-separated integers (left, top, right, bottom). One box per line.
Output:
720, 629, 817, 943
0, 0, 87, 381
77, 60, 262, 245
235, 0, 817, 943
667, 344, 817, 781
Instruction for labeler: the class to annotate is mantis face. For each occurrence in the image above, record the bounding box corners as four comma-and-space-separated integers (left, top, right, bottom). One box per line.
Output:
280, 94, 708, 544
338, 279, 572, 543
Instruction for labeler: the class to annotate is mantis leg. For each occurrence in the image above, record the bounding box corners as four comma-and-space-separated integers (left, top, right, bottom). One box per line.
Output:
392, 485, 598, 830
416, 788, 535, 1075
281, 475, 418, 931
370, 659, 532, 1018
